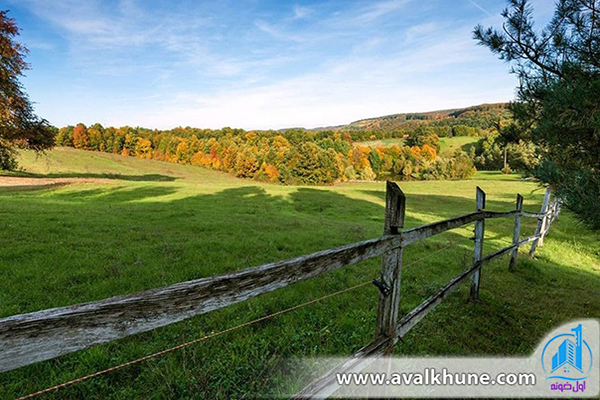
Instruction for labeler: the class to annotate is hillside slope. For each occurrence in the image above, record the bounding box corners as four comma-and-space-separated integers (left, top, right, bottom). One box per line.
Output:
0, 148, 597, 398
320, 102, 510, 133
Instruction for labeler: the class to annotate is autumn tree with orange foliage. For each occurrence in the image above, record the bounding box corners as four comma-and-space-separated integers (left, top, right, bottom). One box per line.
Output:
72, 124, 90, 150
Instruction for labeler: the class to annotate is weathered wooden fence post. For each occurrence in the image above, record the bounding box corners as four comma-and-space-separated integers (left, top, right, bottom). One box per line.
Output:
529, 188, 551, 257
543, 200, 559, 238
375, 181, 405, 354
509, 194, 523, 271
539, 201, 553, 247
469, 187, 485, 301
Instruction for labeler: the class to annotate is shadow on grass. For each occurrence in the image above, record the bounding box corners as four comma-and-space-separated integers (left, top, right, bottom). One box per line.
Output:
460, 142, 477, 153
0, 184, 481, 312
360, 190, 480, 221
0, 182, 553, 307
1, 182, 599, 398
0, 182, 72, 192
51, 185, 181, 202
6, 171, 177, 182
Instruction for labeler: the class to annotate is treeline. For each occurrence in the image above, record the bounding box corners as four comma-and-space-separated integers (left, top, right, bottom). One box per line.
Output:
345, 103, 510, 136
55, 123, 476, 184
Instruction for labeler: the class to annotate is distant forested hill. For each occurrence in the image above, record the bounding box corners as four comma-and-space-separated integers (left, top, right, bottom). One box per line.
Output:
315, 103, 511, 138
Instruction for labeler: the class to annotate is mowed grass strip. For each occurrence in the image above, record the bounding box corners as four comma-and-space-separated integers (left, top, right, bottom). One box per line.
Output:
0, 148, 598, 398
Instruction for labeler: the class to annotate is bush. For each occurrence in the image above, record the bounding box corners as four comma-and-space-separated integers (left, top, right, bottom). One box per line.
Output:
359, 166, 376, 181
0, 143, 18, 171
420, 153, 476, 180
344, 165, 357, 180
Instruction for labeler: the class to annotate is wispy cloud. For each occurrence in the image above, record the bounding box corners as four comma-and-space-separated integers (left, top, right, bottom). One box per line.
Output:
354, 0, 411, 23
9, 0, 516, 129
404, 22, 440, 43
467, 0, 491, 16
133, 23, 514, 130
255, 20, 304, 42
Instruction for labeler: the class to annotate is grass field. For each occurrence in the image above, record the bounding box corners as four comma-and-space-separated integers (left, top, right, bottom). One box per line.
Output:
356, 138, 406, 148
439, 136, 478, 156
355, 136, 478, 156
1, 147, 598, 398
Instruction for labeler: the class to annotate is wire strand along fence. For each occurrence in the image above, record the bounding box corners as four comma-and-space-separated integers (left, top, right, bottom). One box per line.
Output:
0, 182, 560, 398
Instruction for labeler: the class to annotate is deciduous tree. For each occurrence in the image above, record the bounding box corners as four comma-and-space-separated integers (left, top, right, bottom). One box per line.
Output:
0, 10, 54, 169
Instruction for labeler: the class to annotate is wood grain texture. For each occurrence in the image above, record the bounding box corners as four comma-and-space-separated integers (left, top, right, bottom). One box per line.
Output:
509, 194, 524, 271
401, 211, 482, 246
470, 187, 486, 301
529, 187, 551, 256
375, 182, 405, 352
382, 181, 405, 235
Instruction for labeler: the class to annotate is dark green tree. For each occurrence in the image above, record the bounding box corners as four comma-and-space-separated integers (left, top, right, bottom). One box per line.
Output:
292, 142, 337, 184
56, 125, 74, 147
475, 0, 600, 229
406, 126, 441, 152
368, 148, 382, 175
0, 10, 54, 170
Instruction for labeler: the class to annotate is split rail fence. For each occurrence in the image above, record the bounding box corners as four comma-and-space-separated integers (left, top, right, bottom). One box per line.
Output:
0, 182, 561, 398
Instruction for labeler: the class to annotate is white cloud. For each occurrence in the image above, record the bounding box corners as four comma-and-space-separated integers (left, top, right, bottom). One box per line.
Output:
293, 5, 312, 19
404, 22, 440, 43
128, 30, 515, 130
255, 20, 299, 42
354, 0, 411, 23
11, 0, 518, 130
16, 0, 110, 36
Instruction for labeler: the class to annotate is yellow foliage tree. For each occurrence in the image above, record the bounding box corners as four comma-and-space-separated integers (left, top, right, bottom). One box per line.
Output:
348, 146, 371, 174
176, 140, 190, 164
421, 144, 437, 162
410, 146, 421, 158
265, 164, 279, 181
135, 138, 153, 159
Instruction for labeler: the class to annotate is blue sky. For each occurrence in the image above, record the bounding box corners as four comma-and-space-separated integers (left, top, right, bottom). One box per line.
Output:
5, 0, 553, 130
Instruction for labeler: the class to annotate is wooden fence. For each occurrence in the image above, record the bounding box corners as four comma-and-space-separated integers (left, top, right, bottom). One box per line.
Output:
0, 182, 560, 397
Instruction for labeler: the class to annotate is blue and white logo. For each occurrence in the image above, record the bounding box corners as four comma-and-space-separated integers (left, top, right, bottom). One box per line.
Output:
541, 323, 593, 381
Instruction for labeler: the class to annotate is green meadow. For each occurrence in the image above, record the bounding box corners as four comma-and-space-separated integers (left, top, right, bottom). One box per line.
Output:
0, 147, 598, 398
438, 136, 479, 156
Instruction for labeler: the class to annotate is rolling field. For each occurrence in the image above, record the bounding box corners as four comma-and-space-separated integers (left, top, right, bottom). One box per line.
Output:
438, 136, 479, 156
1, 148, 598, 398
356, 137, 407, 147
356, 136, 478, 156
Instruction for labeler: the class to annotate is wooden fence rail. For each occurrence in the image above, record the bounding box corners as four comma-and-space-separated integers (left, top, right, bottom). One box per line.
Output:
295, 185, 560, 398
0, 235, 400, 373
0, 182, 561, 397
